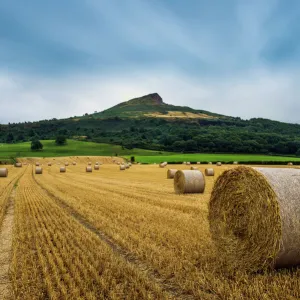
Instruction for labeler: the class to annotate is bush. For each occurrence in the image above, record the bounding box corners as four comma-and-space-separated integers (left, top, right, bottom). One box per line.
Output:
55, 135, 67, 145
31, 139, 43, 151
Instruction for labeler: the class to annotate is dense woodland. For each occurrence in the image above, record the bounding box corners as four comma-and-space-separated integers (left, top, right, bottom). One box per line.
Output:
1, 116, 300, 156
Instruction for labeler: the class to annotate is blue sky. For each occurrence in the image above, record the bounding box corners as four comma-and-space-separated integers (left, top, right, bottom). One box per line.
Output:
1, 0, 300, 123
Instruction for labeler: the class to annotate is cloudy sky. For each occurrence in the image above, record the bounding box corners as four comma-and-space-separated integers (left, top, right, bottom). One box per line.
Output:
1, 0, 300, 124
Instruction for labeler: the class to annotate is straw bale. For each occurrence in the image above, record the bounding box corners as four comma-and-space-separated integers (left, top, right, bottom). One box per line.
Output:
35, 167, 43, 174
60, 167, 66, 173
167, 169, 177, 179
205, 168, 214, 176
190, 166, 198, 170
174, 170, 205, 194
120, 165, 126, 170
209, 166, 300, 272
86, 166, 92, 172
15, 163, 22, 167
0, 168, 8, 177
216, 162, 222, 166
94, 165, 100, 170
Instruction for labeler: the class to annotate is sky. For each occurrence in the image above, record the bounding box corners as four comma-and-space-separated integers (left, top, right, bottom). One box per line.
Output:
1, 0, 300, 124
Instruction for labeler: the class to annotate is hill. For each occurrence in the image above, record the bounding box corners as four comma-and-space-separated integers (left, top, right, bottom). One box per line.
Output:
1, 93, 300, 157
86, 93, 223, 119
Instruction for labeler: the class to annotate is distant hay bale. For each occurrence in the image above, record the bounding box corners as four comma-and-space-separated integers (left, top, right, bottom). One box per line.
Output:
35, 167, 43, 174
94, 165, 100, 170
60, 167, 66, 173
95, 162, 99, 165
117, 162, 120, 165
183, 162, 186, 165
208, 162, 212, 165
159, 162, 167, 168
48, 163, 52, 166
209, 166, 300, 272
197, 162, 201, 165
186, 162, 191, 165
120, 165, 126, 170
167, 169, 177, 179
233, 161, 238, 165
205, 168, 214, 176
15, 163, 22, 168
174, 170, 205, 194
72, 162, 76, 165
35, 162, 40, 166
88, 162, 92, 166
216, 162, 222, 166
86, 166, 92, 172
125, 164, 130, 169
65, 162, 69, 166
0, 168, 8, 177
288, 162, 293, 166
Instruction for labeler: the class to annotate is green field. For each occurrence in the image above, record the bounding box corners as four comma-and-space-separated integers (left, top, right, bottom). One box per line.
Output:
0, 140, 167, 159
1, 140, 300, 164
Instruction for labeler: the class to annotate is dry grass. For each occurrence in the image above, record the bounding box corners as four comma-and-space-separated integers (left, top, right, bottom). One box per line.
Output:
0, 162, 300, 299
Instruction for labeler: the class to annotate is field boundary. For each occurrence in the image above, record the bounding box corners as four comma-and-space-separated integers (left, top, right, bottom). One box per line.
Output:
31, 172, 209, 299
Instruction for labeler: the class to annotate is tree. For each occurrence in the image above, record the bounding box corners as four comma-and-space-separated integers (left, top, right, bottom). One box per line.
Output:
55, 135, 67, 145
31, 139, 43, 151
6, 133, 14, 143
130, 156, 135, 163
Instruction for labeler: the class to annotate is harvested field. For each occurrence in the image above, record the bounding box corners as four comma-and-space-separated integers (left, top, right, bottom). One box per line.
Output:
0, 161, 300, 299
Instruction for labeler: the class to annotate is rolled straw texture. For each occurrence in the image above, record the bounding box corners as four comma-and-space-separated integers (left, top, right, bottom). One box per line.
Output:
94, 165, 100, 170
209, 166, 300, 272
86, 166, 92, 172
0, 168, 8, 177
174, 170, 205, 194
60, 167, 66, 173
35, 167, 43, 174
205, 168, 214, 176
167, 169, 177, 179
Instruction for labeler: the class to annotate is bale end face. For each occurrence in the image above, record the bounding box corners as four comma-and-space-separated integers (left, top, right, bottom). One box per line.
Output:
94, 165, 100, 170
0, 168, 8, 177
86, 166, 93, 172
205, 168, 214, 176
15, 163, 22, 168
167, 169, 177, 179
60, 167, 66, 173
174, 170, 205, 194
35, 167, 43, 174
208, 166, 282, 272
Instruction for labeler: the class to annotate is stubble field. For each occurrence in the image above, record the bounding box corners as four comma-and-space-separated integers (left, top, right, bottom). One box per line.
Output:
0, 159, 299, 299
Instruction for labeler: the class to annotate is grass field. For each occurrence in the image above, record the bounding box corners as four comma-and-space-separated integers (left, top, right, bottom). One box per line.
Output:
0, 161, 299, 299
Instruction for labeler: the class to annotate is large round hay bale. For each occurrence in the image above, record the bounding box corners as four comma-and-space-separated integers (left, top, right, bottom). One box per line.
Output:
208, 162, 212, 165
35, 162, 40, 166
60, 167, 66, 173
15, 163, 22, 167
190, 166, 198, 170
167, 169, 177, 179
186, 162, 191, 165
205, 168, 214, 176
197, 162, 201, 165
174, 170, 205, 194
233, 161, 238, 165
117, 162, 120, 165
95, 162, 99, 165
86, 166, 92, 172
48, 162, 52, 166
94, 165, 100, 170
216, 162, 222, 166
72, 162, 77, 165
120, 165, 126, 170
183, 162, 186, 165
35, 167, 43, 174
65, 162, 69, 166
209, 166, 300, 272
125, 164, 130, 169
288, 162, 293, 166
88, 162, 92, 166
0, 168, 8, 177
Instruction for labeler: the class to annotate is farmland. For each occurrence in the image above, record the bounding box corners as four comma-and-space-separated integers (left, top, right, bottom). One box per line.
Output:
0, 159, 299, 299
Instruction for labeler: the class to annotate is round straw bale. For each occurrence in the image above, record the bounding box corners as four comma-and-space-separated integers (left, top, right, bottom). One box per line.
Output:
125, 164, 130, 169
186, 162, 191, 165
288, 162, 293, 166
159, 163, 165, 168
72, 162, 76, 165
183, 162, 186, 165
117, 162, 120, 165
174, 170, 205, 194
167, 169, 177, 179
208, 162, 212, 165
15, 162, 22, 167
60, 167, 66, 173
216, 162, 222, 166
48, 163, 52, 166
233, 161, 238, 165
205, 168, 214, 176
209, 166, 300, 272
197, 162, 201, 165
95, 162, 99, 165
120, 165, 126, 170
86, 166, 92, 172
88, 162, 92, 165
65, 162, 69, 166
190, 166, 198, 170
35, 162, 40, 166
0, 168, 8, 177
35, 167, 43, 174
94, 165, 100, 170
